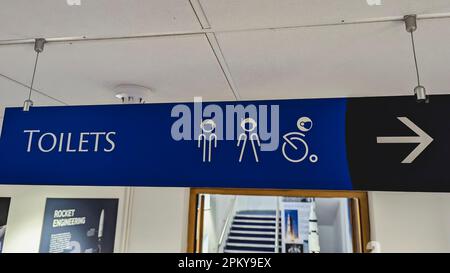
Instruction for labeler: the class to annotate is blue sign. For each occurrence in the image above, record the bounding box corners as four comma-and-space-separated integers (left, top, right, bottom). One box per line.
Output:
0, 95, 449, 192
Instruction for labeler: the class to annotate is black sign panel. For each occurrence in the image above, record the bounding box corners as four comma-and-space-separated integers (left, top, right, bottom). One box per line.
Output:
347, 95, 450, 192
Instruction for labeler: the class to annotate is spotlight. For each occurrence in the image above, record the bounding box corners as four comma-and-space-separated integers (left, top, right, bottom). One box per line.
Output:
414, 85, 428, 103
23, 100, 33, 112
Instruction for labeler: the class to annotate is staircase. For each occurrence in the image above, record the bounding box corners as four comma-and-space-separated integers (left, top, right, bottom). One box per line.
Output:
223, 210, 281, 253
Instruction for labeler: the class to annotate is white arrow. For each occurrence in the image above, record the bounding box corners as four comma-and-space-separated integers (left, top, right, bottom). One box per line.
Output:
376, 117, 433, 164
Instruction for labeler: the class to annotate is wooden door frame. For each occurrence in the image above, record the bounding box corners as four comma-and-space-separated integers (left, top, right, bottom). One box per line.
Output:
187, 188, 370, 253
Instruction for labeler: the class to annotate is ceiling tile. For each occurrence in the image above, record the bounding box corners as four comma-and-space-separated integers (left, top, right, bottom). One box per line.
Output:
0, 34, 235, 105
415, 17, 450, 96
200, 0, 450, 30
215, 21, 428, 100
0, 0, 200, 40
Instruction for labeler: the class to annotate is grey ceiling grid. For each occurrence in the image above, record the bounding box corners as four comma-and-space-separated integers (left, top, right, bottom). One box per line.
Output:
0, 50, 69, 106
189, 0, 211, 29
189, 0, 241, 101
0, 72, 68, 106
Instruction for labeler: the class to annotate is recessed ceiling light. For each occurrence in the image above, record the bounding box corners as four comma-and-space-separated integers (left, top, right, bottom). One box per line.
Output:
66, 0, 81, 6
366, 0, 382, 6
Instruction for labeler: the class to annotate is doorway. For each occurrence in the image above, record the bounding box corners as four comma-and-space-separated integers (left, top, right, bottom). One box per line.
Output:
187, 188, 370, 253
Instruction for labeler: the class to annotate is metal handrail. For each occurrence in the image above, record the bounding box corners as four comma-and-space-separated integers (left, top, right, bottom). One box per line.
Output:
275, 197, 280, 253
217, 196, 237, 252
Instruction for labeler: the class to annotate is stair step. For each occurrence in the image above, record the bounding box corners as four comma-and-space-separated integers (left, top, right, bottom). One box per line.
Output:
232, 221, 276, 226
229, 232, 281, 237
228, 236, 275, 242
234, 215, 281, 222
235, 214, 276, 219
227, 239, 275, 245
231, 229, 275, 237
224, 249, 274, 253
231, 226, 276, 232
223, 210, 294, 253
231, 226, 280, 232
226, 242, 275, 248
225, 245, 275, 252
233, 218, 277, 223
237, 210, 276, 216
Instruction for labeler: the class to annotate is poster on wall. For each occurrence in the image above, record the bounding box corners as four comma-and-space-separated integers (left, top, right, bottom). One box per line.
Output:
0, 197, 11, 253
39, 198, 119, 253
280, 198, 312, 253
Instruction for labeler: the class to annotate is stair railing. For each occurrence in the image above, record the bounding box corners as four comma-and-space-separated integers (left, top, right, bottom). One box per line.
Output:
275, 197, 280, 253
217, 196, 237, 253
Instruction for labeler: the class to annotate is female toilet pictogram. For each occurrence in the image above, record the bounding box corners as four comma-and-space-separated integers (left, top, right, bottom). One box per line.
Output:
237, 118, 261, 162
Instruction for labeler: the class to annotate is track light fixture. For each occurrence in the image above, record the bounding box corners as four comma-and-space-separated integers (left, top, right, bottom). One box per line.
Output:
404, 15, 428, 103
23, 38, 46, 112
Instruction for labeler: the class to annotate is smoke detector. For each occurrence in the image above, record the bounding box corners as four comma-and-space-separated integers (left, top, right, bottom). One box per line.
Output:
114, 84, 153, 104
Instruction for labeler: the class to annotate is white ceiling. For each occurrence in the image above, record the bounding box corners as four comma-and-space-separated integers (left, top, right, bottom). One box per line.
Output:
0, 76, 57, 133
1, 0, 450, 115
216, 19, 450, 100
200, 0, 450, 29
0, 0, 201, 40
0, 35, 235, 106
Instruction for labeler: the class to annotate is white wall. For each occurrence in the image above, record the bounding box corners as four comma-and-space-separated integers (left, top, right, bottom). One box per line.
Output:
0, 185, 190, 253
207, 194, 236, 252
441, 196, 450, 250
369, 191, 450, 253
316, 199, 352, 253
124, 187, 189, 253
317, 225, 336, 252
0, 185, 128, 253
211, 195, 235, 237
0, 116, 3, 136
3, 184, 450, 253
235, 196, 277, 211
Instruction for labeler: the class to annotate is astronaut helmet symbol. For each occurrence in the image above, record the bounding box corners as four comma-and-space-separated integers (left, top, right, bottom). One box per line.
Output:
198, 119, 217, 162
282, 116, 318, 163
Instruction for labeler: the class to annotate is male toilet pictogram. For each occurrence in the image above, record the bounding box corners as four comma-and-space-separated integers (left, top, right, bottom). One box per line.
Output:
198, 119, 217, 162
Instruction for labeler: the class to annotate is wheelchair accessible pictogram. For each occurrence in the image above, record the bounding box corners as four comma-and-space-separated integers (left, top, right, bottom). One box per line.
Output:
282, 117, 318, 163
